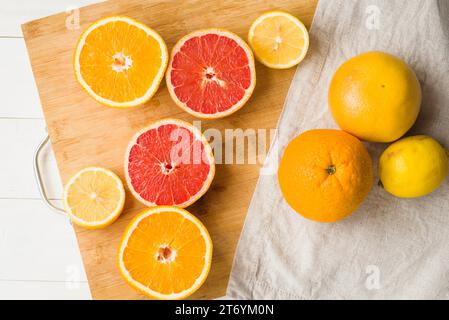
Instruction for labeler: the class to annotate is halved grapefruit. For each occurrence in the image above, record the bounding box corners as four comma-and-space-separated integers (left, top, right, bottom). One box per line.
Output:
166, 29, 256, 119
125, 119, 215, 208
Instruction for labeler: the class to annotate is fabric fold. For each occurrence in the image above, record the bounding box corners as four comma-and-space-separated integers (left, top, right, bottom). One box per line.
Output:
227, 0, 449, 299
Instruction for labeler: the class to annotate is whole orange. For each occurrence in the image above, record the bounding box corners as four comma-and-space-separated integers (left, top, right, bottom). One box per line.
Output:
328, 51, 421, 142
278, 129, 373, 223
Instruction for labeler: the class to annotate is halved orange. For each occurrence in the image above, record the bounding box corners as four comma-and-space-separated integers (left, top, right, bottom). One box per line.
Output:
74, 16, 168, 108
117, 206, 213, 299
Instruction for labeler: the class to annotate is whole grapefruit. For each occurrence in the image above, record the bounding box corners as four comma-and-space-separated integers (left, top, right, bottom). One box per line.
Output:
278, 129, 373, 223
328, 51, 421, 142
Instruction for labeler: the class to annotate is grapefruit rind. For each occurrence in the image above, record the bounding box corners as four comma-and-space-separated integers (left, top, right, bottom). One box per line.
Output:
124, 118, 215, 208
117, 206, 213, 300
63, 167, 126, 229
73, 16, 168, 108
166, 29, 256, 119
248, 11, 309, 69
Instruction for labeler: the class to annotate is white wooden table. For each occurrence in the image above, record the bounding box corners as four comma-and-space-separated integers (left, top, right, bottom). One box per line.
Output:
1, 1, 233, 300
0, 0, 104, 300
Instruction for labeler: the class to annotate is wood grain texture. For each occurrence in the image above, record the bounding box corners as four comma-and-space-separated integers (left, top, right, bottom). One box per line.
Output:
22, 0, 317, 299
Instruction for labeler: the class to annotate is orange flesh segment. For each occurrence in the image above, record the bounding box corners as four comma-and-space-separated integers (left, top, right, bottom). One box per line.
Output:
122, 211, 207, 295
78, 20, 163, 103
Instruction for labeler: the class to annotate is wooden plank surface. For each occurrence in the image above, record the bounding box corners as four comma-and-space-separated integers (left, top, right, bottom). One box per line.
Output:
1, 1, 94, 297
21, 0, 317, 299
0, 0, 101, 37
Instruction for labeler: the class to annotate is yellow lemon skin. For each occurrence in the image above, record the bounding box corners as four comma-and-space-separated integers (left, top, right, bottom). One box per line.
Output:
329, 51, 421, 142
379, 135, 448, 198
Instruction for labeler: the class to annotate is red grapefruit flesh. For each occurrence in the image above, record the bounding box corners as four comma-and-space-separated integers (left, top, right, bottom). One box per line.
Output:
166, 29, 256, 119
125, 119, 215, 208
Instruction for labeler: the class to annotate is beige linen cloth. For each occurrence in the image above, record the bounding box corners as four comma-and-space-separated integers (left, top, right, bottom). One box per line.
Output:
227, 0, 449, 299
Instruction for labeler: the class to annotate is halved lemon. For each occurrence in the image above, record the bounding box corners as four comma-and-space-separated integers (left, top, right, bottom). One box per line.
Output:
63, 167, 125, 229
117, 206, 213, 300
73, 16, 168, 108
248, 11, 309, 69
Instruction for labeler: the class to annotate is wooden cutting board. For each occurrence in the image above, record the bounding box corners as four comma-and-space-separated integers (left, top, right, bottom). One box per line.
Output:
22, 0, 317, 299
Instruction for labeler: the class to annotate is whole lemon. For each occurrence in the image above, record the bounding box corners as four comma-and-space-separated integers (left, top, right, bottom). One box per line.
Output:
378, 135, 448, 198
329, 51, 421, 142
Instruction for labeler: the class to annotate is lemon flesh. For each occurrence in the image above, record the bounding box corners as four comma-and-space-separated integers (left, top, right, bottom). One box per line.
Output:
63, 167, 125, 229
379, 135, 448, 198
248, 11, 309, 69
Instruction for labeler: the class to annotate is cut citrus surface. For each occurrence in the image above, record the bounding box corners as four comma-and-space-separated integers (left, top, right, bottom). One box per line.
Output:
63, 167, 125, 229
248, 11, 309, 69
125, 119, 215, 207
74, 16, 168, 108
166, 29, 256, 118
117, 206, 213, 299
